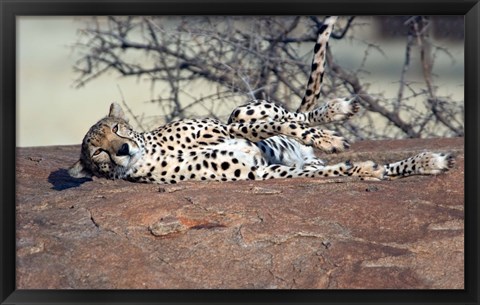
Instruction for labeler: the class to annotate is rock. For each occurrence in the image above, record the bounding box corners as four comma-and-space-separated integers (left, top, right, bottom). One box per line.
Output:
16, 138, 464, 289
149, 216, 187, 236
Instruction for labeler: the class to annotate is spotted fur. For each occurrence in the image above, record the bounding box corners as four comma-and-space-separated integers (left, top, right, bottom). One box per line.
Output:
69, 16, 455, 184
69, 103, 454, 184
228, 16, 358, 126
298, 16, 338, 113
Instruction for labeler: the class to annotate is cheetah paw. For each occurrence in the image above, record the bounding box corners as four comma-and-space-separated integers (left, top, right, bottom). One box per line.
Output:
417, 152, 455, 175
309, 129, 350, 153
325, 97, 360, 122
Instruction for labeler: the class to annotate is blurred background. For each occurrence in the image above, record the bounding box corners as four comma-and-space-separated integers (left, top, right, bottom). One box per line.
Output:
17, 16, 464, 147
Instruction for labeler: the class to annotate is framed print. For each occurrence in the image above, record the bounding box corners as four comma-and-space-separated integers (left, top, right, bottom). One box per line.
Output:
1, 0, 478, 304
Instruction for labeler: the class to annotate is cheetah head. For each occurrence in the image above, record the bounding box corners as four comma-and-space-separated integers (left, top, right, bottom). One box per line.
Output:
68, 103, 144, 179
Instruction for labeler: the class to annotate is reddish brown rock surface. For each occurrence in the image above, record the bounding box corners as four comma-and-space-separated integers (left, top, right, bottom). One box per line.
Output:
16, 137, 464, 289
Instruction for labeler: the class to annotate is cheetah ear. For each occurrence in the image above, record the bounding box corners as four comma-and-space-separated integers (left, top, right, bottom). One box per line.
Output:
108, 102, 129, 122
68, 160, 92, 179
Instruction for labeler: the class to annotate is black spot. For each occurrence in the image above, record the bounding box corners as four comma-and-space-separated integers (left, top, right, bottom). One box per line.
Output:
248, 172, 255, 180
234, 169, 241, 177
246, 109, 254, 115
161, 161, 168, 167
174, 166, 180, 173
318, 24, 328, 34
211, 162, 218, 171
314, 43, 321, 53
221, 162, 230, 171
270, 165, 280, 171
203, 134, 213, 138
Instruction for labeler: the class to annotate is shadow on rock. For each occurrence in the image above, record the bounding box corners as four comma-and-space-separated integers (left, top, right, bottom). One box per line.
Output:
48, 169, 92, 191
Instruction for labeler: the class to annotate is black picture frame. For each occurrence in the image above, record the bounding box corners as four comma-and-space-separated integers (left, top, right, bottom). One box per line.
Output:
1, 0, 478, 304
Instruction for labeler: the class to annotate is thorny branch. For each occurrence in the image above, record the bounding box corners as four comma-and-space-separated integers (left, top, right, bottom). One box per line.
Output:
73, 16, 464, 139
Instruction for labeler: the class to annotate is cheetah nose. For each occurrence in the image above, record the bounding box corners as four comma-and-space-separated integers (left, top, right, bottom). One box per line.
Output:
117, 143, 130, 156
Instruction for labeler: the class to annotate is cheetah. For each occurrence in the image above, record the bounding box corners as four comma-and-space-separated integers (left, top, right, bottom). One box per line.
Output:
68, 16, 455, 184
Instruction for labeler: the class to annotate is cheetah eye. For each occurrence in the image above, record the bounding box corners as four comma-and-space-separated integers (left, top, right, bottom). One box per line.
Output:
92, 149, 102, 157
112, 124, 119, 133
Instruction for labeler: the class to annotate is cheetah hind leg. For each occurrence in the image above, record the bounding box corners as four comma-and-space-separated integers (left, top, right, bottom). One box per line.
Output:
256, 159, 386, 180
305, 97, 361, 126
383, 152, 455, 180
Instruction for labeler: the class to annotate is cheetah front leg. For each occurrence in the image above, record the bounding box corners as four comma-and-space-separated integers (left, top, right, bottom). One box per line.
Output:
255, 159, 385, 180
383, 152, 455, 180
228, 121, 349, 153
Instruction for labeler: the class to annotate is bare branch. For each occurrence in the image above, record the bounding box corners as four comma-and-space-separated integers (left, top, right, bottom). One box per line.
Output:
72, 16, 464, 139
